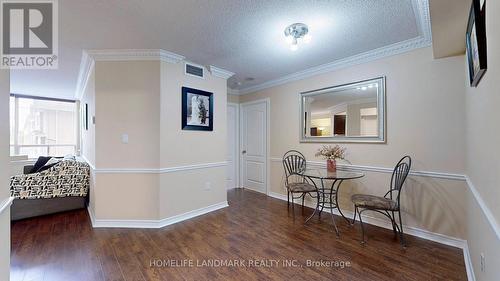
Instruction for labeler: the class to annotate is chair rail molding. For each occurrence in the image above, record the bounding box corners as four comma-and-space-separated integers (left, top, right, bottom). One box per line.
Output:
233, 0, 432, 95
0, 197, 14, 215
269, 158, 466, 181
465, 176, 500, 241
90, 161, 228, 174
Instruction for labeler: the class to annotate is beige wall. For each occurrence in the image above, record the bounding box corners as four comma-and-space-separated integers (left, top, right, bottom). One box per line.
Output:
159, 167, 226, 219
160, 61, 227, 167
159, 61, 227, 218
81, 58, 228, 221
240, 47, 468, 238
95, 61, 161, 169
95, 173, 159, 220
0, 70, 11, 281
429, 0, 469, 58
464, 1, 500, 279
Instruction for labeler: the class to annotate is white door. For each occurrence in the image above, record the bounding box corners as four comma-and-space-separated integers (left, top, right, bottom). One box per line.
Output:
226, 104, 238, 190
240, 100, 268, 194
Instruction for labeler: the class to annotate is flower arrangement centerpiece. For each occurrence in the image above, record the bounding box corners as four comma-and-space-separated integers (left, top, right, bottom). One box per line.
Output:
315, 145, 346, 172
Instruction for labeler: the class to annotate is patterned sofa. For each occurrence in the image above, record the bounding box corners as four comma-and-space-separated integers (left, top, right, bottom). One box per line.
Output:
10, 158, 90, 220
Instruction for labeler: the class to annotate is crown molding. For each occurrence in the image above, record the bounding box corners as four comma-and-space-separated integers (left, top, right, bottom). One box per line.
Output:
75, 51, 95, 100
209, 65, 235, 80
236, 0, 432, 96
75, 49, 186, 100
227, 88, 240, 95
85, 49, 185, 63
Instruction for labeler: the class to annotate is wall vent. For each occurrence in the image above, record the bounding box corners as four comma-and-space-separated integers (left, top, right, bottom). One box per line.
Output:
185, 63, 204, 78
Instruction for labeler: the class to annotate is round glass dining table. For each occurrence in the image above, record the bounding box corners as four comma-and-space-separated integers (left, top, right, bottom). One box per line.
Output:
300, 168, 365, 236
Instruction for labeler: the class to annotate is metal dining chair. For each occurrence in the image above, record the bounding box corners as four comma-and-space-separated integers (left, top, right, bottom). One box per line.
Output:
351, 156, 412, 247
282, 150, 317, 218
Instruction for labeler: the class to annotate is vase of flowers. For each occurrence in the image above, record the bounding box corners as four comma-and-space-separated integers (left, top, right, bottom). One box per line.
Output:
315, 145, 347, 172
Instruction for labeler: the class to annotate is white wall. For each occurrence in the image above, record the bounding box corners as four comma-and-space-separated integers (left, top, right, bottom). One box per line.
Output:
159, 61, 227, 219
464, 1, 500, 279
240, 47, 468, 238
81, 56, 228, 222
0, 70, 11, 281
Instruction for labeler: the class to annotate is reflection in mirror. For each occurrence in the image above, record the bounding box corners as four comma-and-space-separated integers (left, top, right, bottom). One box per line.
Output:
301, 77, 385, 143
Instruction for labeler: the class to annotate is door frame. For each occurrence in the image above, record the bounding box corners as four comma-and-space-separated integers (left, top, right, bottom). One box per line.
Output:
239, 98, 270, 195
227, 102, 240, 189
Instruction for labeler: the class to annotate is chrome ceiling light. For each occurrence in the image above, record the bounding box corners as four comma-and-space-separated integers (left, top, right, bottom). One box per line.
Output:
284, 23, 311, 51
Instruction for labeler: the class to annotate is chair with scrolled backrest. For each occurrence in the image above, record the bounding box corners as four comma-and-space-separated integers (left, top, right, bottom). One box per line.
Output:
351, 156, 412, 247
282, 150, 317, 217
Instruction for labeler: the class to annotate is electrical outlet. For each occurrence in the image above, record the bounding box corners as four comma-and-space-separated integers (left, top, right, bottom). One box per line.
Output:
480, 253, 485, 272
204, 182, 211, 191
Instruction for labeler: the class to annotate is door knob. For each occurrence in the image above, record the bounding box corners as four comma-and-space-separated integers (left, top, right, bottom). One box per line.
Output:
242, 150, 247, 154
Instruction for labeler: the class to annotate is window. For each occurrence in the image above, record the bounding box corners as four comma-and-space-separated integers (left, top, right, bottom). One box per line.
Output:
10, 95, 78, 159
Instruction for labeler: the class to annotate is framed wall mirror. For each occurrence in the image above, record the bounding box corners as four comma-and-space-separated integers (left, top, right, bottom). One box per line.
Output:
300, 77, 386, 143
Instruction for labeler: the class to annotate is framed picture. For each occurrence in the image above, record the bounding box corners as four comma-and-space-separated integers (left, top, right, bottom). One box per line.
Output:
182, 87, 213, 131
466, 0, 487, 87
84, 103, 89, 130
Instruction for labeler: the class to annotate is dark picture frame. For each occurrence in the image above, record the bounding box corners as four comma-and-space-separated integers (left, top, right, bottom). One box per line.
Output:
182, 87, 214, 131
84, 103, 89, 130
466, 0, 487, 87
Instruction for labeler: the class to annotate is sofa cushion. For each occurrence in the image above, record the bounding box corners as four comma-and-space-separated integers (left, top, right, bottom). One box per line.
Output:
36, 158, 61, 173
29, 156, 52, 174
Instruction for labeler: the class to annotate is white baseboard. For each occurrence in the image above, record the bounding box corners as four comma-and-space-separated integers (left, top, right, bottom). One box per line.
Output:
463, 242, 476, 281
86, 201, 228, 229
267, 191, 475, 281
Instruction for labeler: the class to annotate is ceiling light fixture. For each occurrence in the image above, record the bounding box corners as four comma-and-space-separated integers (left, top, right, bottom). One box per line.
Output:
284, 23, 310, 51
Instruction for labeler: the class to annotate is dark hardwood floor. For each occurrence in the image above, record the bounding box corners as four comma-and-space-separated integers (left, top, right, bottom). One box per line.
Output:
11, 189, 467, 281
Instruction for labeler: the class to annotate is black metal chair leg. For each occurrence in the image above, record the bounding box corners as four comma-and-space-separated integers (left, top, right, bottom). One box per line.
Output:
305, 194, 320, 224
398, 211, 406, 248
318, 191, 324, 218
391, 211, 398, 238
352, 206, 358, 225
330, 206, 340, 238
358, 208, 366, 244
301, 195, 305, 209
287, 191, 290, 207
291, 195, 295, 220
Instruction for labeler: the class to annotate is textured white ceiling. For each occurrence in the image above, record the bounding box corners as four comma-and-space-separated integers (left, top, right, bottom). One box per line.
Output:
10, 0, 424, 99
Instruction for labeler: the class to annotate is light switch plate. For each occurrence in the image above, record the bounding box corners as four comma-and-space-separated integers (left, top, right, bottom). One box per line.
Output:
121, 134, 129, 144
